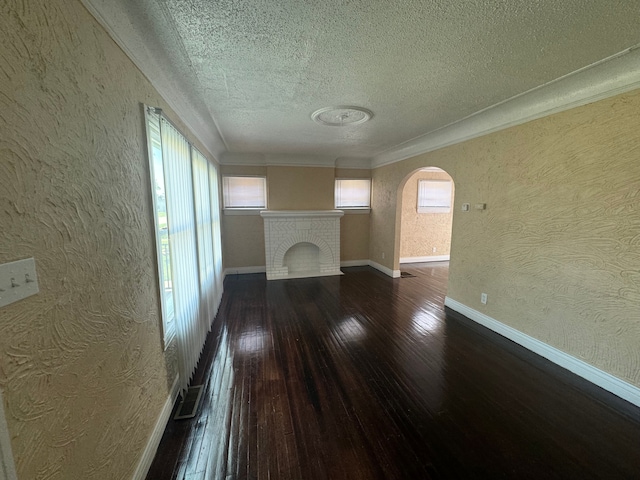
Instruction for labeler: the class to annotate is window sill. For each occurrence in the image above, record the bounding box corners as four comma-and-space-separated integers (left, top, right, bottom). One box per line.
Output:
223, 209, 264, 216
417, 207, 451, 214
339, 208, 371, 215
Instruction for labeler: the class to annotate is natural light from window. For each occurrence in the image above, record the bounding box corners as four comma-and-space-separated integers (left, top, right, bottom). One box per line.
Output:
335, 178, 371, 209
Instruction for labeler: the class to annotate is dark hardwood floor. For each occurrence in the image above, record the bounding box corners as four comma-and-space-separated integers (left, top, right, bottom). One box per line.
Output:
146, 263, 640, 479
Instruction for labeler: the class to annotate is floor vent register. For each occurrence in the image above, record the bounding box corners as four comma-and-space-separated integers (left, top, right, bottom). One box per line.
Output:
174, 385, 204, 420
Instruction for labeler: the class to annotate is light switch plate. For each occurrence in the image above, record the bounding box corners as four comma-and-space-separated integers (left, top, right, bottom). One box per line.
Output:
0, 258, 39, 309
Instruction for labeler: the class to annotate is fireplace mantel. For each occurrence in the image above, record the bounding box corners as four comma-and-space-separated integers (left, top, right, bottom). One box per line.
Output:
260, 210, 345, 218
260, 210, 344, 280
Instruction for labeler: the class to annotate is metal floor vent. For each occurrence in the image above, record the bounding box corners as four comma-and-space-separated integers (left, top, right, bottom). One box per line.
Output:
174, 385, 204, 420
400, 271, 416, 278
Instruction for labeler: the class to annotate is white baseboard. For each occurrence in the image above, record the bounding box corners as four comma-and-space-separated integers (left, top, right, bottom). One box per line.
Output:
223, 260, 431, 279
0, 389, 17, 480
340, 260, 369, 267
132, 375, 180, 480
400, 255, 450, 264
444, 297, 640, 408
368, 260, 401, 278
223, 266, 266, 277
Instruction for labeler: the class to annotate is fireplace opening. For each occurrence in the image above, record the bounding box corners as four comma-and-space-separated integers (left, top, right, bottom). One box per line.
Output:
283, 242, 320, 275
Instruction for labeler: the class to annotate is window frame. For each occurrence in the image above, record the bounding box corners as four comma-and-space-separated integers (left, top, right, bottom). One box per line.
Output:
144, 107, 176, 348
222, 175, 267, 214
334, 178, 372, 212
417, 179, 453, 214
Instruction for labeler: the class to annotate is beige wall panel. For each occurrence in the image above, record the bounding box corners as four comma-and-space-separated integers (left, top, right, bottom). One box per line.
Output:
400, 170, 454, 258
267, 166, 335, 210
220, 165, 268, 176
219, 165, 267, 269
335, 168, 372, 179
0, 1, 216, 477
371, 89, 640, 388
336, 168, 371, 261
340, 215, 371, 261
221, 215, 266, 268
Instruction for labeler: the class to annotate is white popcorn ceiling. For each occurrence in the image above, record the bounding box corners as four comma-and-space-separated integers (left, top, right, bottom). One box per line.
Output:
85, 0, 640, 164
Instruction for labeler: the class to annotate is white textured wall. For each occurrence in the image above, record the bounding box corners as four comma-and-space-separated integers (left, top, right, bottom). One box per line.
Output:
371, 89, 640, 388
0, 1, 192, 478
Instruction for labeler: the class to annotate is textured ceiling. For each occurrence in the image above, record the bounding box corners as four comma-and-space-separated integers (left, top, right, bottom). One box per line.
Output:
85, 0, 640, 165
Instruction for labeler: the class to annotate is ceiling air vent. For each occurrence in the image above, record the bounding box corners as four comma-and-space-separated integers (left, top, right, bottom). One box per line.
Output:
311, 106, 373, 126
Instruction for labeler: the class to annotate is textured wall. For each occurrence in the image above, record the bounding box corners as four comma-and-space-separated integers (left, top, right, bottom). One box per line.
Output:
0, 1, 199, 477
371, 89, 640, 388
400, 170, 454, 258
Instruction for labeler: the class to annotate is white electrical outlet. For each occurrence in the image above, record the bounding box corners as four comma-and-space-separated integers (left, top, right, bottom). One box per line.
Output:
481, 293, 488, 304
381, 252, 385, 259
0, 258, 39, 309
432, 247, 437, 253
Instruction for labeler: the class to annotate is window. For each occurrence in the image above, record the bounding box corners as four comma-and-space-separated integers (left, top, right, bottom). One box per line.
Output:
145, 106, 224, 393
145, 109, 175, 342
417, 179, 452, 213
222, 176, 267, 209
335, 179, 371, 209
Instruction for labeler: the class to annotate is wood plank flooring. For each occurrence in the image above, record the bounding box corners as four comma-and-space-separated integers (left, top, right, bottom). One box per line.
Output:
146, 263, 640, 479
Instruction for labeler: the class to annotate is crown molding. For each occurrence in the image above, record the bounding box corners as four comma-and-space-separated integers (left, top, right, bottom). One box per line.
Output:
82, 0, 640, 171
82, 0, 227, 161
221, 152, 371, 169
335, 157, 372, 169
372, 46, 640, 168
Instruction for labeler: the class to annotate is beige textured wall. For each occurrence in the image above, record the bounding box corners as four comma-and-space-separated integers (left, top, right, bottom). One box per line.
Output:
220, 165, 267, 268
221, 165, 371, 267
340, 213, 370, 262
370, 89, 640, 388
267, 166, 335, 210
336, 168, 371, 261
400, 170, 454, 258
222, 215, 266, 269
0, 1, 211, 477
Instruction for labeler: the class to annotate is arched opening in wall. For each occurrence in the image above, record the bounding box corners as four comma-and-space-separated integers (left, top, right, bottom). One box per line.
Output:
398, 167, 455, 267
283, 242, 320, 275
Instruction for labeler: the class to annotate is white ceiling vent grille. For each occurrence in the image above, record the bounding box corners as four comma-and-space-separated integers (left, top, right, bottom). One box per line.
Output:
311, 106, 373, 126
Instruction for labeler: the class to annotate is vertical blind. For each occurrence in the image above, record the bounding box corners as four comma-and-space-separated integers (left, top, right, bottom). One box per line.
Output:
192, 148, 216, 339
209, 164, 224, 308
147, 109, 223, 392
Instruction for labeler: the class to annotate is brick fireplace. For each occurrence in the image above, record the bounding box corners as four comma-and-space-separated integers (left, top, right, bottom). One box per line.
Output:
260, 210, 344, 280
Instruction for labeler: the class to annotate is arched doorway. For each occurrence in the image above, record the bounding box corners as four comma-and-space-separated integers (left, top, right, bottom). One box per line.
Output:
397, 167, 454, 266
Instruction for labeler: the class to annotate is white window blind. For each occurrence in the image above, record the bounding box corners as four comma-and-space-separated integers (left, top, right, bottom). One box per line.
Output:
417, 179, 452, 213
335, 179, 371, 208
145, 106, 224, 393
161, 117, 202, 389
222, 176, 266, 208
209, 164, 224, 307
192, 148, 216, 338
